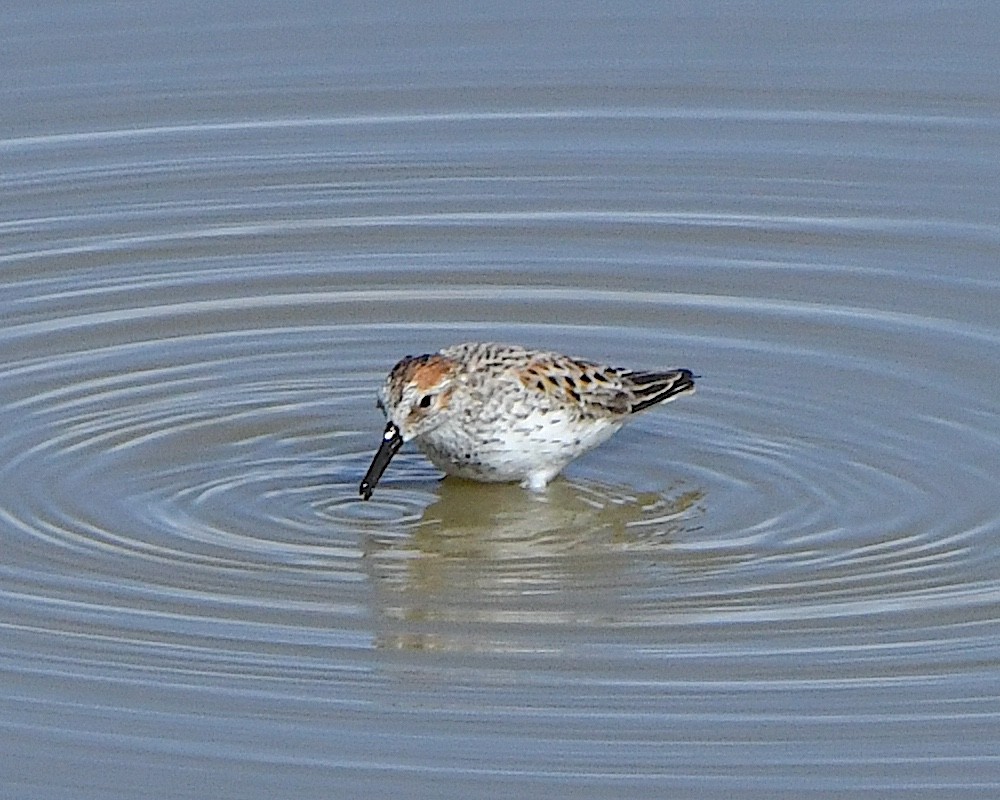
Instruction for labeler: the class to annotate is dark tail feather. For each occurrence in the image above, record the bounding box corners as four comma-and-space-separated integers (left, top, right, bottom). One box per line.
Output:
625, 369, 696, 413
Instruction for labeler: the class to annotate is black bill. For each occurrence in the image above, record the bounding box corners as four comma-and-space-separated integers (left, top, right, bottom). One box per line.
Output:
359, 422, 403, 500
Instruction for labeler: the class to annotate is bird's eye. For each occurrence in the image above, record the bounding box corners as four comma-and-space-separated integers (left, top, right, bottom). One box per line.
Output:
418, 394, 433, 409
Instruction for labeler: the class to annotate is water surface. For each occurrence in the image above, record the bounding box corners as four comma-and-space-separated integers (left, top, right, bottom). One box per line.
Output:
2, 2, 999, 798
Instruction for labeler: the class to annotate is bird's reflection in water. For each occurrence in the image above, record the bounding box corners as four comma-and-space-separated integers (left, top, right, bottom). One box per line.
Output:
364, 476, 704, 652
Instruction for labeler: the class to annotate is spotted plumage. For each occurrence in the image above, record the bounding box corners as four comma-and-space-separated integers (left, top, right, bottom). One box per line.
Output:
359, 342, 695, 499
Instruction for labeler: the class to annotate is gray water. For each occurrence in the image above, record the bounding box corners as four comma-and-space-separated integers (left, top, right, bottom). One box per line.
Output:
3, 2, 1000, 798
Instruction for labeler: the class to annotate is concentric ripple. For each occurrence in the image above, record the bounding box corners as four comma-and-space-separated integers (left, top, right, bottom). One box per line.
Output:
4, 74, 1000, 796
3, 257, 998, 632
